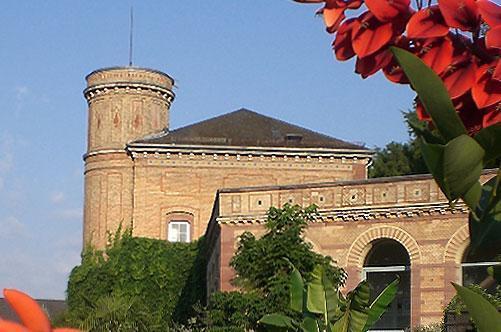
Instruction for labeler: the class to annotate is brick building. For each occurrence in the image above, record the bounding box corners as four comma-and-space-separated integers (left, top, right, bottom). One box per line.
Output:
83, 66, 497, 330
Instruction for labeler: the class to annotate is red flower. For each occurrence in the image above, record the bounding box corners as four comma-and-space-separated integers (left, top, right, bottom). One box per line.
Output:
319, 0, 363, 33
406, 6, 449, 39
454, 93, 483, 135
438, 0, 480, 32
441, 59, 477, 100
365, 0, 410, 22
355, 48, 393, 78
472, 62, 501, 109
486, 25, 501, 50
476, 0, 501, 27
333, 18, 358, 60
0, 289, 80, 332
352, 11, 394, 58
419, 37, 454, 75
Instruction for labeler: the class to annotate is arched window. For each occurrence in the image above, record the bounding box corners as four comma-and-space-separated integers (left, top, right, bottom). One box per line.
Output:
462, 246, 500, 293
363, 239, 411, 331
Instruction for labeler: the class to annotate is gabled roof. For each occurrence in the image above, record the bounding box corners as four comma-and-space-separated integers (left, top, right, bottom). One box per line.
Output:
133, 109, 367, 150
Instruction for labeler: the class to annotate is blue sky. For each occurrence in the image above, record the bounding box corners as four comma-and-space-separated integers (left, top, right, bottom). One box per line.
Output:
0, 1, 414, 299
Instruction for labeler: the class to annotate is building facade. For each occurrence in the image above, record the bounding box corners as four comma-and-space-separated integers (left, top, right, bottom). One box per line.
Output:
82, 66, 497, 329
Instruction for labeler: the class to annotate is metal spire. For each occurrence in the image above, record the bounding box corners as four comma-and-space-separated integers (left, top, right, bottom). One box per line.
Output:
129, 6, 134, 66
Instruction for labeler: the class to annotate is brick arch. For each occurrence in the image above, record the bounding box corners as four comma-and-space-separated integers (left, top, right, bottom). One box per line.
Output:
444, 224, 469, 264
346, 226, 421, 267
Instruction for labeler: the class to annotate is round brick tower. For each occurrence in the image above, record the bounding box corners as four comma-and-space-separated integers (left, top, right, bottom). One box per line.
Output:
83, 67, 175, 248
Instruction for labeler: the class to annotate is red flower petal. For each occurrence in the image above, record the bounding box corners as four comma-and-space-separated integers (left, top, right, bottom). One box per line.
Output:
477, 0, 501, 27
419, 37, 454, 75
365, 0, 410, 22
352, 12, 394, 58
407, 6, 449, 39
483, 103, 501, 127
0, 320, 29, 332
438, 0, 480, 32
321, 5, 346, 33
494, 60, 501, 81
441, 60, 476, 99
333, 18, 358, 61
355, 49, 393, 78
472, 63, 501, 109
486, 25, 501, 50
3, 289, 51, 332
333, 0, 363, 9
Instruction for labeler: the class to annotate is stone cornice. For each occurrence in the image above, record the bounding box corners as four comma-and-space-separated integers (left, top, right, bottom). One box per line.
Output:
216, 201, 468, 225
83, 83, 175, 104
127, 144, 373, 160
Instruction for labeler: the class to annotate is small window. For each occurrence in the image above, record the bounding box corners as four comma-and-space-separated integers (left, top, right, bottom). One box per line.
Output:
168, 221, 190, 243
462, 246, 500, 293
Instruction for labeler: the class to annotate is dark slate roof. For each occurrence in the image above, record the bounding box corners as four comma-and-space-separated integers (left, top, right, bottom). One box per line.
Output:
133, 109, 367, 150
0, 298, 67, 322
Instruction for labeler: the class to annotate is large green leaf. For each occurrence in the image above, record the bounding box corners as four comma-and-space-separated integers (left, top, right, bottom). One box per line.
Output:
331, 282, 370, 332
469, 176, 501, 254
443, 135, 484, 203
453, 283, 501, 332
474, 124, 501, 163
259, 313, 297, 330
290, 265, 305, 313
364, 278, 399, 331
306, 265, 338, 319
390, 47, 467, 142
420, 135, 484, 209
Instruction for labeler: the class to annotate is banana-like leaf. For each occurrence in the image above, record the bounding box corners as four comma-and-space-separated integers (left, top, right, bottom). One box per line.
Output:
301, 317, 319, 332
474, 124, 501, 164
259, 313, 297, 330
364, 278, 399, 331
331, 282, 370, 332
453, 283, 501, 332
290, 265, 305, 313
306, 265, 338, 318
390, 47, 467, 142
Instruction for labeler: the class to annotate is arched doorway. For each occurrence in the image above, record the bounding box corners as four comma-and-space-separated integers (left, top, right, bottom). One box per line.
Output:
462, 245, 500, 293
363, 239, 411, 331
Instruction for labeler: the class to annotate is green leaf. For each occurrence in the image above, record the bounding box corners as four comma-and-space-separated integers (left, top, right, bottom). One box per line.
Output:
390, 47, 467, 142
332, 282, 370, 332
453, 283, 501, 332
259, 313, 297, 330
443, 135, 484, 203
290, 265, 305, 313
301, 317, 319, 332
474, 124, 501, 163
307, 265, 327, 314
420, 135, 484, 208
364, 278, 399, 331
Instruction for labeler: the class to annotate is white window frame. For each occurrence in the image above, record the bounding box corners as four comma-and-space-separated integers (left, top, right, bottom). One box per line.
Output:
362, 266, 409, 332
167, 221, 191, 243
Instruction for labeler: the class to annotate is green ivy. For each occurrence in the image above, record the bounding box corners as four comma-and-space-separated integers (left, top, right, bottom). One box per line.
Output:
65, 227, 206, 330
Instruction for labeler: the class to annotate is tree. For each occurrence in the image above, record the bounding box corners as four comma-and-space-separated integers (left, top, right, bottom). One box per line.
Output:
204, 204, 346, 331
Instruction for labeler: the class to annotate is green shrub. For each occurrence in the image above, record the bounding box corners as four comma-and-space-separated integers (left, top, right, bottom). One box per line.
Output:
66, 227, 206, 329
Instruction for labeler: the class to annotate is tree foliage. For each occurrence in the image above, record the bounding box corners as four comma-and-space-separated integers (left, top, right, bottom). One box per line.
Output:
204, 204, 346, 331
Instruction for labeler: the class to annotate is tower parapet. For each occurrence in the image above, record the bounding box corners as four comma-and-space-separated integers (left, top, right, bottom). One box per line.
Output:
84, 67, 175, 153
